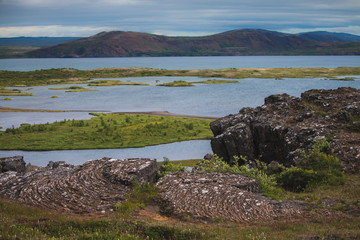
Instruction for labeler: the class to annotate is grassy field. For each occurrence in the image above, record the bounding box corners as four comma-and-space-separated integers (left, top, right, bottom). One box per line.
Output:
1, 67, 360, 87
0, 113, 213, 150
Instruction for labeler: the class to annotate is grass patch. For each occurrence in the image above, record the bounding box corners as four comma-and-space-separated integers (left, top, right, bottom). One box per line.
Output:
0, 88, 33, 96
159, 159, 202, 167
193, 79, 239, 84
50, 95, 58, 98
0, 197, 203, 240
49, 86, 98, 92
114, 183, 159, 218
157, 80, 194, 87
1, 97, 11, 100
0, 113, 213, 150
88, 80, 149, 86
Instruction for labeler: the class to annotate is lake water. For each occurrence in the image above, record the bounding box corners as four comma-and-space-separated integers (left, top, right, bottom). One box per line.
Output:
0, 140, 212, 167
1, 56, 359, 165
1, 56, 360, 71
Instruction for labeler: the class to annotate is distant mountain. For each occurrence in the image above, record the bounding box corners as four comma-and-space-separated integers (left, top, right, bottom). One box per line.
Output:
22, 29, 360, 57
0, 37, 82, 47
297, 31, 360, 43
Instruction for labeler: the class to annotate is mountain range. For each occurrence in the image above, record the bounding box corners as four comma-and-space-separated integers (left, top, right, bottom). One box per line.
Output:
3, 29, 360, 57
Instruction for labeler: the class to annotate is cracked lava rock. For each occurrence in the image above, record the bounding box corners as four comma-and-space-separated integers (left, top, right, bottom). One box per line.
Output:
156, 171, 306, 222
0, 157, 159, 214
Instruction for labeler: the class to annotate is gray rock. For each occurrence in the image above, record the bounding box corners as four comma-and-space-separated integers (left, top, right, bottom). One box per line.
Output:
0, 156, 26, 173
210, 87, 360, 173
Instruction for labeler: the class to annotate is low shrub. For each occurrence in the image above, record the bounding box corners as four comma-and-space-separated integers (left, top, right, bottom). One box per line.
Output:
158, 157, 187, 177
277, 139, 345, 192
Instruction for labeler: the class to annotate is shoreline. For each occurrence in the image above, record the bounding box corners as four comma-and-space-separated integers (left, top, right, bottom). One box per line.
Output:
0, 107, 220, 120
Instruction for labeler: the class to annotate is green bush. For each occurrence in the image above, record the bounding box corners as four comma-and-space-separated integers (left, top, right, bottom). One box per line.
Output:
158, 157, 187, 177
277, 167, 317, 192
277, 139, 345, 192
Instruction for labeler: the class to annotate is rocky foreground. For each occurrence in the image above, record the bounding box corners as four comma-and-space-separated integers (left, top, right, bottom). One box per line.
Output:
0, 156, 306, 222
211, 87, 360, 173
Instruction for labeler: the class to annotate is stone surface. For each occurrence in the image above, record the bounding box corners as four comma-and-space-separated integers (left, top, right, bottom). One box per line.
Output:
210, 87, 360, 173
0, 156, 26, 173
0, 157, 159, 214
156, 171, 305, 222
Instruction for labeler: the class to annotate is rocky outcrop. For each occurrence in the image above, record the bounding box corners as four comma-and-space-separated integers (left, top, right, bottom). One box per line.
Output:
210, 87, 360, 173
156, 171, 306, 222
0, 156, 26, 173
0, 157, 159, 214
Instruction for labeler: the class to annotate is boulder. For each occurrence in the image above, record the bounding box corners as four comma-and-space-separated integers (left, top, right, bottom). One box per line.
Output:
210, 87, 360, 173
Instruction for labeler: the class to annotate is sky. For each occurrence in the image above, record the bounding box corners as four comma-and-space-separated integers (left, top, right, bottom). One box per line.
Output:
0, 0, 360, 37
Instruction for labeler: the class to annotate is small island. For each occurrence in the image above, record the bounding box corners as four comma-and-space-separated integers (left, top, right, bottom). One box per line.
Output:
193, 79, 239, 84
49, 86, 98, 92
0, 113, 213, 150
0, 88, 33, 96
157, 80, 194, 87
88, 80, 149, 86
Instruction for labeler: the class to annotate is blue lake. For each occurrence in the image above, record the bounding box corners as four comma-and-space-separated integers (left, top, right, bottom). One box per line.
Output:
0, 56, 359, 165
0, 140, 212, 167
1, 56, 360, 71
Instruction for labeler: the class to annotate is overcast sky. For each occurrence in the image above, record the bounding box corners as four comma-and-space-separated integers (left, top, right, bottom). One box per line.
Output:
0, 0, 359, 37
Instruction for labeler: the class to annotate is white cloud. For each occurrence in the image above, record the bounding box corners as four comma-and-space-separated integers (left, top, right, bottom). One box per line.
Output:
0, 25, 116, 37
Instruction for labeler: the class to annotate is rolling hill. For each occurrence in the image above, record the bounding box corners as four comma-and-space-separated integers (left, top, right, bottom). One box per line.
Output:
16, 29, 360, 57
